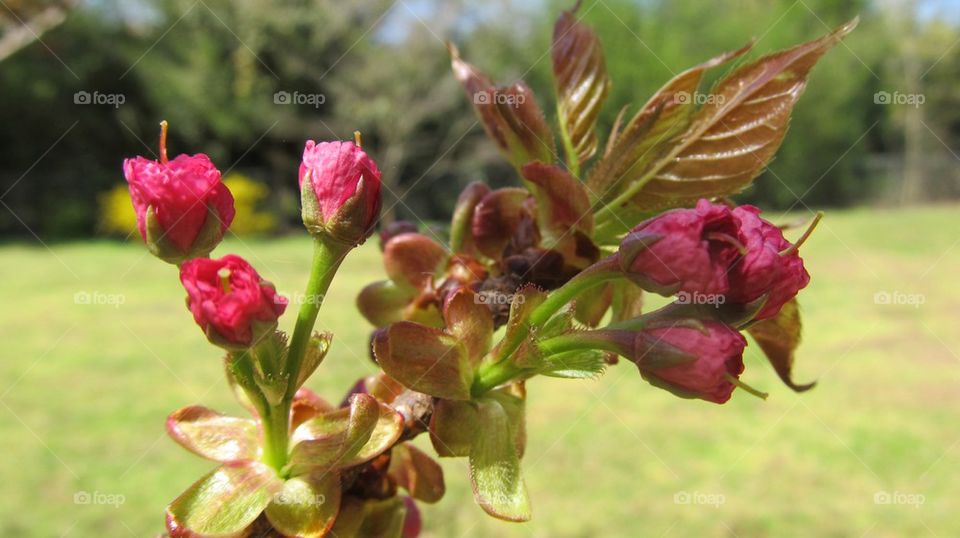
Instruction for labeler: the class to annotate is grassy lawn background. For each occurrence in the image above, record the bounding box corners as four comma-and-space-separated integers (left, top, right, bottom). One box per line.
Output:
1, 205, 958, 537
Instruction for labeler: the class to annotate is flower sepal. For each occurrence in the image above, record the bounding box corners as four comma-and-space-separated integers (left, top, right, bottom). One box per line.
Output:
143, 202, 225, 265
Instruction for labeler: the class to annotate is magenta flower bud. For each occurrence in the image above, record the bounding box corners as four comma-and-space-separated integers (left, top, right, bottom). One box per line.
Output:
618, 199, 740, 296
180, 255, 287, 349
123, 122, 234, 264
299, 138, 382, 245
632, 321, 747, 404
727, 205, 810, 320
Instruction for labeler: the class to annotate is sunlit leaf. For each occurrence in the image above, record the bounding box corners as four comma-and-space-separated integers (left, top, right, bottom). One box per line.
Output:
747, 298, 814, 391
166, 461, 280, 537
373, 322, 474, 400
289, 395, 402, 475
443, 288, 494, 366
593, 19, 858, 227
588, 43, 753, 212
552, 1, 611, 167
264, 472, 341, 538
166, 406, 259, 463
468, 397, 530, 522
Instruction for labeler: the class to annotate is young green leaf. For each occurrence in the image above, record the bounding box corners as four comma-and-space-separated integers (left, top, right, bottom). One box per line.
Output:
264, 472, 341, 538
468, 398, 531, 522
166, 461, 281, 537
166, 406, 260, 463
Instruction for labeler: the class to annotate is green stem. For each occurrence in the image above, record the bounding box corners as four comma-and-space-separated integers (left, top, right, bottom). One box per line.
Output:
230, 352, 288, 471
259, 405, 289, 472
471, 256, 622, 396
284, 235, 351, 401
537, 331, 626, 356
527, 255, 622, 327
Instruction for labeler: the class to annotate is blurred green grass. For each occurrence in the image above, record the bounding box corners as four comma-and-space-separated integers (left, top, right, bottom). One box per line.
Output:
1, 205, 958, 537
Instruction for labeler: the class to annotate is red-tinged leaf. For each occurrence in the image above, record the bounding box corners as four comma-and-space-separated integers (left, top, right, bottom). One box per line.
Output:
363, 373, 408, 405
166, 406, 259, 463
552, 1, 611, 166
289, 394, 401, 474
429, 398, 478, 457
291, 388, 336, 431
443, 288, 494, 366
747, 298, 814, 392
468, 397, 530, 522
374, 322, 474, 400
264, 472, 341, 538
357, 280, 415, 327
450, 182, 491, 254
588, 43, 754, 212
521, 161, 594, 239
289, 394, 379, 473
388, 443, 446, 504
166, 461, 281, 538
632, 20, 858, 212
450, 44, 556, 169
471, 187, 535, 259
383, 233, 448, 291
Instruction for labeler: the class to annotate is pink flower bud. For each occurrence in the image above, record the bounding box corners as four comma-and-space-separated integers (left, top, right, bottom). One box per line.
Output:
619, 199, 740, 296
299, 139, 382, 245
727, 205, 810, 320
180, 255, 287, 348
123, 125, 234, 264
635, 322, 746, 404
